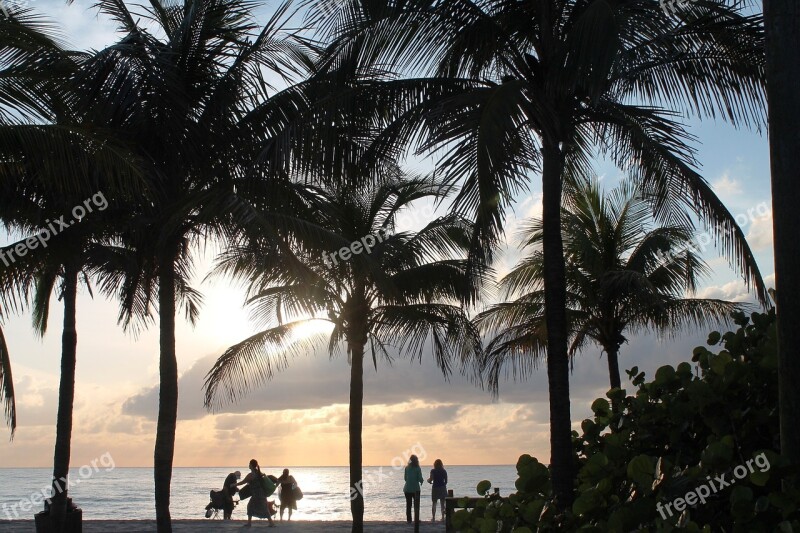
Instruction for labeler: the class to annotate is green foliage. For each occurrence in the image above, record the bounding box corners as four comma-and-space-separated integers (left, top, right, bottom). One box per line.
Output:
457, 310, 800, 531
477, 480, 493, 496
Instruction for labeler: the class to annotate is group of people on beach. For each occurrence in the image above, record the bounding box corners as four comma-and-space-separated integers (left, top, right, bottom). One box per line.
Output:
403, 456, 449, 524
212, 459, 299, 527
210, 455, 449, 526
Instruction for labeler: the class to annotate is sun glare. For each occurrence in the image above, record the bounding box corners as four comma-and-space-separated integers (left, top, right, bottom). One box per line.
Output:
290, 319, 334, 341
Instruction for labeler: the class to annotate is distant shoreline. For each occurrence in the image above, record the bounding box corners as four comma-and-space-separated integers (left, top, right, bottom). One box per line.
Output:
0, 520, 446, 532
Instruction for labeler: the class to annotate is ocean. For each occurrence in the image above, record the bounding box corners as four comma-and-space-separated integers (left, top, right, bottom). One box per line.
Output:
0, 466, 517, 521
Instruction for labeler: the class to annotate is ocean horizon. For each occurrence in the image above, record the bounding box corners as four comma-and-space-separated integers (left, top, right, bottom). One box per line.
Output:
0, 466, 518, 521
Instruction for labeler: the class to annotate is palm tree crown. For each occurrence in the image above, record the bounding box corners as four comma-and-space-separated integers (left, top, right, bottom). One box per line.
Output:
478, 176, 745, 393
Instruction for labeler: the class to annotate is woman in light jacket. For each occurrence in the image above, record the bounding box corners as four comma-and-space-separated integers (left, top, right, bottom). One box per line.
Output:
403, 454, 424, 526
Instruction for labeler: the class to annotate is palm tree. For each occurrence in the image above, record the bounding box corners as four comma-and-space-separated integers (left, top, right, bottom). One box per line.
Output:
307, 0, 769, 506
763, 0, 800, 469
0, 231, 84, 530
0, 209, 117, 531
1, 7, 142, 531
203, 176, 483, 533
71, 1, 319, 529
1, 122, 141, 533
477, 177, 745, 396
0, 315, 15, 439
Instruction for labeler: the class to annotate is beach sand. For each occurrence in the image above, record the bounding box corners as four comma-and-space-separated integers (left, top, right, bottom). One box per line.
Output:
0, 520, 447, 532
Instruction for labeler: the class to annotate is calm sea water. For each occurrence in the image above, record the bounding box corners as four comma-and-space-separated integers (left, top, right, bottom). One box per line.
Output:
0, 466, 516, 521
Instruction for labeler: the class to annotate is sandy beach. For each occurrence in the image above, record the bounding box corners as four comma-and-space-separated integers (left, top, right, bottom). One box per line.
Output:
0, 520, 447, 532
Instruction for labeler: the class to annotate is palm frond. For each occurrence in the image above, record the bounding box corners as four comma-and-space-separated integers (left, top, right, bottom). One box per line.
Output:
203, 322, 327, 411
370, 303, 482, 381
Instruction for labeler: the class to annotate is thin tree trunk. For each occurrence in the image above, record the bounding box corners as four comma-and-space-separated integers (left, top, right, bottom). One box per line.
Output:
348, 328, 365, 533
50, 265, 79, 533
0, 325, 16, 438
540, 143, 574, 509
764, 0, 800, 469
155, 252, 178, 533
606, 345, 621, 391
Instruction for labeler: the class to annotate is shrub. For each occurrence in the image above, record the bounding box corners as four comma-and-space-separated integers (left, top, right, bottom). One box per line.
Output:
457, 310, 800, 532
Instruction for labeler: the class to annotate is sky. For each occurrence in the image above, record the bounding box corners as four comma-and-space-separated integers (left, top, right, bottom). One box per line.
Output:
0, 0, 776, 469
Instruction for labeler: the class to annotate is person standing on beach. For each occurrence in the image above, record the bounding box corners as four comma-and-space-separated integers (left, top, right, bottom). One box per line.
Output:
427, 459, 448, 521
235, 459, 276, 528
222, 470, 241, 519
403, 454, 424, 529
278, 468, 298, 521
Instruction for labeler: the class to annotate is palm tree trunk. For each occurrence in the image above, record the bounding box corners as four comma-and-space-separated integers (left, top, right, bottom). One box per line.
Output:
50, 264, 79, 533
540, 142, 574, 508
764, 0, 800, 472
155, 252, 178, 533
0, 325, 16, 438
606, 345, 621, 391
348, 327, 365, 533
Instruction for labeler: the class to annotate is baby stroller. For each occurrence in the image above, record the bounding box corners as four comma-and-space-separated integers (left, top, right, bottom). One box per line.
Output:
204, 489, 238, 519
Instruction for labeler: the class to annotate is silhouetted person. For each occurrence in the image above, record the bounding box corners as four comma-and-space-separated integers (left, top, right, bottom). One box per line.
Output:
222, 470, 240, 519
278, 468, 298, 520
404, 454, 423, 531
204, 470, 240, 519
427, 459, 448, 521
235, 459, 275, 527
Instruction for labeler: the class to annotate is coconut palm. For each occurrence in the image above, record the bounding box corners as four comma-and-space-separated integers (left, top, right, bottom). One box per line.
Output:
1, 8, 142, 531
0, 197, 135, 532
0, 119, 141, 533
0, 314, 15, 438
763, 0, 800, 468
203, 175, 483, 533
477, 176, 745, 396
0, 222, 86, 529
70, 1, 320, 529
307, 0, 769, 505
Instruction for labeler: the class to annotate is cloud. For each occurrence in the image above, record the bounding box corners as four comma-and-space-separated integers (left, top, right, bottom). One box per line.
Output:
697, 279, 753, 302
119, 307, 733, 425
697, 273, 775, 304
364, 403, 462, 427
109, 323, 726, 463
712, 172, 743, 197
11, 375, 62, 427
36, 0, 119, 50
746, 208, 774, 251
2, 323, 727, 467
120, 344, 517, 422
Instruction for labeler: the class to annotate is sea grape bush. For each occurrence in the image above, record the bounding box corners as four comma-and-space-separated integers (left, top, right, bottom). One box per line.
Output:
454, 309, 800, 532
